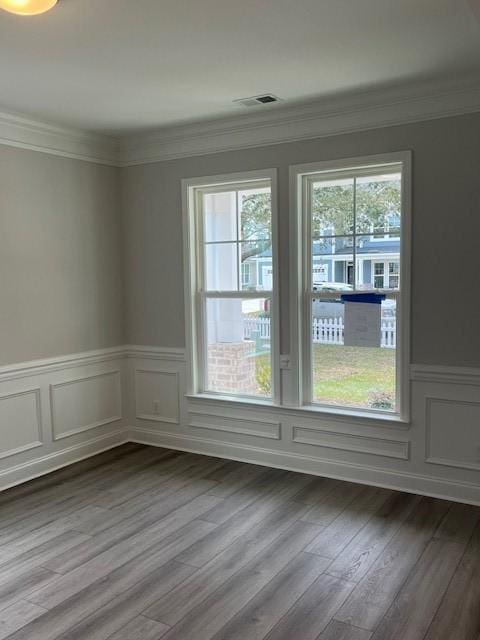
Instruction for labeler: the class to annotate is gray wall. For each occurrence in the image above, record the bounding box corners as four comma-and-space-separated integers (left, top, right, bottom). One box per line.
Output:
0, 146, 124, 365
121, 112, 480, 368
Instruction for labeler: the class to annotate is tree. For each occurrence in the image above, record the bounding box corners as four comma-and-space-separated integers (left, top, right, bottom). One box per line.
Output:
237, 178, 401, 265
240, 192, 272, 262
312, 179, 401, 236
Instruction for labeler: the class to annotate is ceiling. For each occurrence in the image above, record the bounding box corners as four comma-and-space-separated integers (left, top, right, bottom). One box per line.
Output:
0, 0, 479, 134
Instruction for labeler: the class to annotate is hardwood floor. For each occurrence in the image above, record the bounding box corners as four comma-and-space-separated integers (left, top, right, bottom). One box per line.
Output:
0, 443, 478, 640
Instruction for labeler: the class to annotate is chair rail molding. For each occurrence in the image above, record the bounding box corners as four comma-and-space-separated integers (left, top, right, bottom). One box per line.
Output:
0, 346, 127, 383
411, 363, 480, 386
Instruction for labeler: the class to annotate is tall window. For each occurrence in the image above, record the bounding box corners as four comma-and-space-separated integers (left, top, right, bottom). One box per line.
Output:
184, 170, 278, 400
294, 154, 410, 417
184, 155, 410, 420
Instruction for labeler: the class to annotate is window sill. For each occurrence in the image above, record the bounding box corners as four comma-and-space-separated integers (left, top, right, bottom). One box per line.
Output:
292, 403, 409, 427
186, 393, 411, 429
187, 393, 276, 410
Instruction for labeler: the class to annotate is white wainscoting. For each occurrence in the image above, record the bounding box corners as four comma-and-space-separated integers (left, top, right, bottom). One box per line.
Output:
128, 349, 480, 506
0, 347, 128, 491
1, 346, 479, 504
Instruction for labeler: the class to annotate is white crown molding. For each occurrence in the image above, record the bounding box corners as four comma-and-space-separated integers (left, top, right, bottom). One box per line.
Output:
0, 110, 119, 166
118, 76, 480, 166
1, 75, 480, 167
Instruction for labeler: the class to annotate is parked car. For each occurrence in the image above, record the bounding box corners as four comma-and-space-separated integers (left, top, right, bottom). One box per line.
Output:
311, 283, 352, 319
312, 282, 353, 292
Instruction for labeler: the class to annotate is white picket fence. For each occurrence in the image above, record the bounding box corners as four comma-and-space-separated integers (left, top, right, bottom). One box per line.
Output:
243, 316, 272, 340
244, 316, 396, 348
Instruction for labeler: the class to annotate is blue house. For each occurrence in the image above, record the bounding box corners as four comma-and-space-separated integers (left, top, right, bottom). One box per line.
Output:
246, 232, 400, 291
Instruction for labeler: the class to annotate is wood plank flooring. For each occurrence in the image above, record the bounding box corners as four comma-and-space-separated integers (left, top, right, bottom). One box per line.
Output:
0, 444, 478, 640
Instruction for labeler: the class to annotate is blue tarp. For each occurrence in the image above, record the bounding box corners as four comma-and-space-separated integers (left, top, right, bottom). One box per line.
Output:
341, 293, 386, 304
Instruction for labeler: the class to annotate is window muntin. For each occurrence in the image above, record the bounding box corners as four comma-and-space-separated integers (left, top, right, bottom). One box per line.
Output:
301, 163, 404, 415
191, 177, 276, 400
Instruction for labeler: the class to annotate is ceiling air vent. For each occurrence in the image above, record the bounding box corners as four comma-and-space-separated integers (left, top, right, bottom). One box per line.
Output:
234, 94, 282, 108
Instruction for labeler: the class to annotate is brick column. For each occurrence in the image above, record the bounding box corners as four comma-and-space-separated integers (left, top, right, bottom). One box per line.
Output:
208, 341, 256, 394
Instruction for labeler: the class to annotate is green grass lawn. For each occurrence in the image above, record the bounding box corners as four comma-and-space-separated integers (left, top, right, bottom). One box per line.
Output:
312, 344, 396, 409
256, 344, 396, 410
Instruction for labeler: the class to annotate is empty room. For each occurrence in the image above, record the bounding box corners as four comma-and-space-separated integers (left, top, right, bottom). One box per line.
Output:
0, 1, 479, 639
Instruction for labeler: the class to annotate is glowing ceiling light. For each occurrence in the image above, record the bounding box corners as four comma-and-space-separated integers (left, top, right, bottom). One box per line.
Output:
0, 0, 58, 15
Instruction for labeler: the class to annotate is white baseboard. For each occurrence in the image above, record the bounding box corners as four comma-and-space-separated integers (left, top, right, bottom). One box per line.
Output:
129, 427, 480, 506
0, 430, 129, 492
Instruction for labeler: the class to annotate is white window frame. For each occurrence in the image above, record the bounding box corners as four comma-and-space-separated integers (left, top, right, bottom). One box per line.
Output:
373, 260, 400, 289
290, 152, 411, 421
241, 262, 252, 287
373, 261, 386, 288
182, 169, 280, 403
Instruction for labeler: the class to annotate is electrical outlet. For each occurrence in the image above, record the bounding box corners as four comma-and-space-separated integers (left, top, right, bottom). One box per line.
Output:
153, 401, 160, 414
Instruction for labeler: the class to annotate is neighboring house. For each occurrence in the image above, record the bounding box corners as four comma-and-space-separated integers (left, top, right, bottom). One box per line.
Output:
246, 231, 400, 291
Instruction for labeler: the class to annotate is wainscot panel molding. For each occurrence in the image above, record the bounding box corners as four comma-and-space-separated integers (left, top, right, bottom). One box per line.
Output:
0, 347, 128, 491
189, 410, 281, 441
0, 388, 43, 460
134, 369, 180, 424
50, 370, 122, 440
425, 397, 480, 472
291, 426, 409, 460
127, 348, 480, 506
